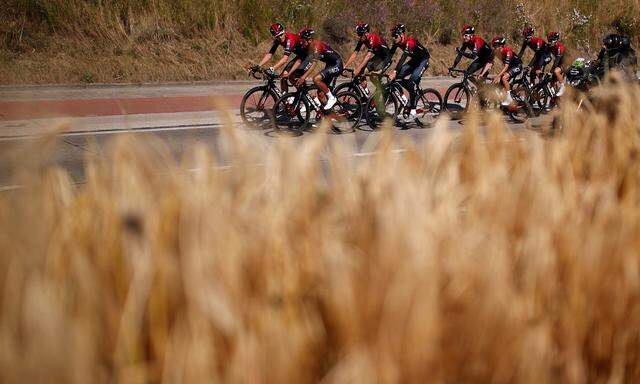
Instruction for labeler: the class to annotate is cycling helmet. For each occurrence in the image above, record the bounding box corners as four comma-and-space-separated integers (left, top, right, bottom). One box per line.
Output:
461, 24, 475, 35
299, 27, 316, 40
355, 23, 370, 36
522, 26, 535, 38
270, 22, 285, 37
603, 33, 622, 50
391, 24, 406, 37
491, 36, 506, 47
547, 31, 560, 43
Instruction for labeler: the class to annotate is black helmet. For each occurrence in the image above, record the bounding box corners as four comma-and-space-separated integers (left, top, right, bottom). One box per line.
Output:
270, 22, 285, 37
547, 31, 560, 43
491, 36, 506, 47
355, 23, 370, 36
461, 24, 475, 35
391, 23, 406, 37
603, 33, 621, 50
299, 27, 316, 40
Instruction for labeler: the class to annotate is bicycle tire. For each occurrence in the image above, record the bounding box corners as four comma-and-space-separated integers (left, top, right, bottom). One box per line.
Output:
271, 92, 311, 134
240, 86, 278, 128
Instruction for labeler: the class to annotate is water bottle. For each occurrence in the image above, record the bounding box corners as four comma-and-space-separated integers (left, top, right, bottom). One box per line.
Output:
400, 93, 409, 105
312, 96, 322, 109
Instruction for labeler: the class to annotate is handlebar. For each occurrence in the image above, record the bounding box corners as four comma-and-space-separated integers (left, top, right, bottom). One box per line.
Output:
248, 66, 280, 80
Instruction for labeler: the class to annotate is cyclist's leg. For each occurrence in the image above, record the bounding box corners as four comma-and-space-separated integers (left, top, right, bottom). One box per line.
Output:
466, 58, 483, 76
408, 57, 429, 109
280, 58, 298, 92
315, 60, 343, 109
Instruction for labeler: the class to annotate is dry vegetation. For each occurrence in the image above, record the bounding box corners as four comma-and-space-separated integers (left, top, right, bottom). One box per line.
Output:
1, 78, 640, 383
1, 0, 639, 84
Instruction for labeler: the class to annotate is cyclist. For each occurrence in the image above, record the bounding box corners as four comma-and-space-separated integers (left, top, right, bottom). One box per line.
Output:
290, 27, 344, 110
491, 36, 522, 106
451, 25, 493, 78
344, 23, 392, 76
596, 33, 637, 80
388, 23, 431, 122
517, 27, 550, 83
546, 32, 566, 96
256, 22, 308, 92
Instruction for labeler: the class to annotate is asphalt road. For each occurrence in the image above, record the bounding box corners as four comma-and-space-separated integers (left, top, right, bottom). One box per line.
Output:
0, 78, 551, 190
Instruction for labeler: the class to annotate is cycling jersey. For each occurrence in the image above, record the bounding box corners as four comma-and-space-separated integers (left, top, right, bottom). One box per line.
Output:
453, 35, 492, 72
355, 33, 390, 59
548, 42, 566, 70
269, 33, 306, 57
518, 37, 547, 56
497, 46, 522, 67
391, 36, 430, 60
309, 40, 342, 64
462, 36, 492, 59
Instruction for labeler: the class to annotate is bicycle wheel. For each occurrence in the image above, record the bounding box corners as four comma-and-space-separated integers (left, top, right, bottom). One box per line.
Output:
505, 94, 534, 123
240, 86, 278, 128
328, 90, 363, 133
416, 88, 443, 126
444, 83, 470, 116
272, 92, 311, 133
511, 82, 540, 116
365, 90, 399, 129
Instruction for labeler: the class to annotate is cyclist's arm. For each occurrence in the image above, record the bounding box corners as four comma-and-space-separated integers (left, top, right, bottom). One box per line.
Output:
394, 52, 409, 73
258, 53, 273, 67
272, 53, 291, 71
258, 41, 280, 67
453, 45, 473, 68
550, 55, 562, 71
300, 60, 318, 82
527, 53, 537, 68
517, 42, 526, 59
355, 51, 374, 76
344, 51, 358, 68
287, 58, 303, 76
496, 63, 509, 79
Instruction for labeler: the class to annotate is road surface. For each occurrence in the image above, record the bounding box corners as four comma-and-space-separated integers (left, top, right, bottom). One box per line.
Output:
0, 78, 551, 190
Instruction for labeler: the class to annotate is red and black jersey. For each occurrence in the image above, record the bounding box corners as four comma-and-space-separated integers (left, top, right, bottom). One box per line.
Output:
496, 46, 522, 67
309, 40, 342, 64
518, 37, 547, 57
548, 42, 565, 58
354, 33, 390, 58
462, 35, 492, 58
269, 33, 305, 57
392, 36, 429, 60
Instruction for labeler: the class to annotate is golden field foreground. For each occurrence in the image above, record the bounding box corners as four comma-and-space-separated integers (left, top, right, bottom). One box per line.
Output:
1, 81, 640, 383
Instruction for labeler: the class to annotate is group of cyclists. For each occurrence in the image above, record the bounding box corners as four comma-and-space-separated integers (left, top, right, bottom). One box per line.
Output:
255, 21, 638, 122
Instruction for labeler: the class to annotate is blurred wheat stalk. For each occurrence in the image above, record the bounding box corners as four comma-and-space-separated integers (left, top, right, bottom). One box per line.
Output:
1, 80, 640, 383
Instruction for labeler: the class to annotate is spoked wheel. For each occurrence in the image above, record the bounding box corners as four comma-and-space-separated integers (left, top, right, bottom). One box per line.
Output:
365, 91, 399, 129
444, 83, 471, 118
511, 82, 537, 115
328, 91, 363, 133
415, 88, 443, 126
240, 86, 278, 128
271, 92, 311, 135
505, 94, 534, 123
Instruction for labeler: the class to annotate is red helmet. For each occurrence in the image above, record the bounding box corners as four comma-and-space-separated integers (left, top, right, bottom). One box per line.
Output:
491, 36, 506, 47
522, 26, 535, 38
547, 31, 560, 43
461, 25, 475, 35
299, 27, 316, 40
355, 23, 370, 36
270, 22, 284, 37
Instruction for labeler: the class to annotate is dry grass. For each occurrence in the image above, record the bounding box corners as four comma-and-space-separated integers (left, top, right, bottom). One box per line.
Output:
1, 0, 639, 84
1, 78, 640, 383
